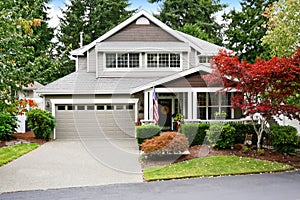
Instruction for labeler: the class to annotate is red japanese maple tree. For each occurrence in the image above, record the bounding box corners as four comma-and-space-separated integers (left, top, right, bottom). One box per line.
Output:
203, 48, 300, 149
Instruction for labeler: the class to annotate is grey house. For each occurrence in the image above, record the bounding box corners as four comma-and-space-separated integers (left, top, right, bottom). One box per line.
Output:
37, 10, 242, 139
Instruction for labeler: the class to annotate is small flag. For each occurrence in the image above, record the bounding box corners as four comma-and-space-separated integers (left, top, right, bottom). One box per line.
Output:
153, 87, 159, 125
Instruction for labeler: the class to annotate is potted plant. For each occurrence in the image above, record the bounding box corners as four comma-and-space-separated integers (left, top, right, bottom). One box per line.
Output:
173, 113, 184, 131
214, 111, 227, 120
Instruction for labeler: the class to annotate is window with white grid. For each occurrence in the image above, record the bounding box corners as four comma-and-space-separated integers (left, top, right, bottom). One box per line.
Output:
106, 53, 117, 68
147, 53, 180, 68
106, 53, 140, 68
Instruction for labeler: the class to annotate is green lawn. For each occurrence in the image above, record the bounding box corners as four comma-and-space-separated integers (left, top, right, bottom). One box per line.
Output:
144, 156, 293, 181
0, 143, 39, 167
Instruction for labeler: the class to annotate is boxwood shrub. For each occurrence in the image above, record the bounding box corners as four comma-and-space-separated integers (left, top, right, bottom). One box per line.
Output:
136, 125, 161, 145
181, 123, 209, 146
270, 125, 299, 153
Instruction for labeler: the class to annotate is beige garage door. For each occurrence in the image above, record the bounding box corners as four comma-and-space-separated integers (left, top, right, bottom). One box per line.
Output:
55, 104, 135, 140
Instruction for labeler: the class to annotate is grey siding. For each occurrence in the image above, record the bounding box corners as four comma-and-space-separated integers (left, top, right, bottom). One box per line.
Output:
88, 48, 96, 72
100, 70, 178, 78
189, 48, 197, 68
182, 52, 189, 70
78, 57, 87, 71
97, 52, 104, 76
105, 21, 180, 42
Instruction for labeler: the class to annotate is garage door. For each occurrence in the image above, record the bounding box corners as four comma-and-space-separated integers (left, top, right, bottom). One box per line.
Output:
55, 104, 135, 140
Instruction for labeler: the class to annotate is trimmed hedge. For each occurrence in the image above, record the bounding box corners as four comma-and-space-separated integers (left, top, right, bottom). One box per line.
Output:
181, 123, 209, 146
225, 122, 259, 145
136, 125, 161, 145
270, 125, 299, 153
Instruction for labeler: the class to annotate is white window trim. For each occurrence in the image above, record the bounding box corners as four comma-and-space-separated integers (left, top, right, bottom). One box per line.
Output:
146, 52, 182, 69
104, 52, 141, 70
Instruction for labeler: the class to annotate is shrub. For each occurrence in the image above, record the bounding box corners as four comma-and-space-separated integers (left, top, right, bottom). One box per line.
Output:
181, 123, 209, 146
257, 149, 265, 156
242, 146, 249, 153
0, 113, 18, 140
270, 125, 299, 153
205, 123, 236, 149
136, 125, 161, 145
26, 109, 56, 140
225, 122, 258, 145
141, 132, 189, 154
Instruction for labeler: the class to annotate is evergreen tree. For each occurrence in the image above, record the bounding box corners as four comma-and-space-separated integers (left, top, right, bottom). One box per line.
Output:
0, 0, 56, 111
148, 0, 226, 45
223, 0, 275, 63
57, 0, 134, 77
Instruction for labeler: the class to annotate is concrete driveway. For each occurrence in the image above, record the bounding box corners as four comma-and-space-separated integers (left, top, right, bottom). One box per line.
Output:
0, 138, 142, 194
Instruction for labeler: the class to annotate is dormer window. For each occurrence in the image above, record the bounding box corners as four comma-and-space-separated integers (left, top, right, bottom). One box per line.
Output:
106, 53, 140, 68
147, 53, 180, 68
198, 56, 212, 63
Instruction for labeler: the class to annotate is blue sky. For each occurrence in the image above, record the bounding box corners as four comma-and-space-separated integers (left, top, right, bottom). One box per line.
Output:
47, 0, 241, 28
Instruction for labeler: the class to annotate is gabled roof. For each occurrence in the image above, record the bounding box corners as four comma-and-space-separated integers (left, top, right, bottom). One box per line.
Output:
70, 10, 223, 56
130, 65, 212, 94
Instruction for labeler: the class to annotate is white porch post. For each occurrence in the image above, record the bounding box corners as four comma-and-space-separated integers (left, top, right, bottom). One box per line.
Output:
192, 92, 197, 119
187, 92, 192, 119
149, 91, 154, 120
182, 93, 186, 117
144, 91, 149, 120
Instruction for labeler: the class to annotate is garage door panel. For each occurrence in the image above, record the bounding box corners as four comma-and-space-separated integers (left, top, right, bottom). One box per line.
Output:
55, 104, 136, 140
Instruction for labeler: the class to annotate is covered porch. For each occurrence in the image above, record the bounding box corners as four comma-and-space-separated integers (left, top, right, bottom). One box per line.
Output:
141, 87, 243, 130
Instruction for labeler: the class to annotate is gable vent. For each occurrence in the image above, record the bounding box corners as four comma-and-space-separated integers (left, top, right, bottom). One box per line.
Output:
136, 17, 150, 25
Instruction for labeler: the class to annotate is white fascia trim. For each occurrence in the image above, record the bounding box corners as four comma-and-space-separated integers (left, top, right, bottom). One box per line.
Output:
130, 65, 212, 94
50, 98, 138, 106
37, 91, 132, 95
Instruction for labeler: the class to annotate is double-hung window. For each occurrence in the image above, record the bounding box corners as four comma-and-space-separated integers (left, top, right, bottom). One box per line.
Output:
147, 53, 180, 68
106, 53, 139, 68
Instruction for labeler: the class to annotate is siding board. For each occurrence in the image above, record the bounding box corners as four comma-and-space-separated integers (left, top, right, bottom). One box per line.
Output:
159, 72, 210, 88
105, 21, 180, 42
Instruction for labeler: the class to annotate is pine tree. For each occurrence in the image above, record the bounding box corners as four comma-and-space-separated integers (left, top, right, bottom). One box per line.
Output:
56, 0, 134, 78
223, 0, 275, 63
149, 0, 226, 45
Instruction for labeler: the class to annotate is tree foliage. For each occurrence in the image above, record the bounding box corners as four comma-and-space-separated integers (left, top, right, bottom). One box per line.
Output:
223, 0, 275, 63
56, 0, 134, 77
203, 48, 300, 149
0, 0, 57, 111
148, 0, 226, 45
261, 0, 300, 57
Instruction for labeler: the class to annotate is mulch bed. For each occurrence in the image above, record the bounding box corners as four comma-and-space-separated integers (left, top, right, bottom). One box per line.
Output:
0, 131, 47, 148
141, 145, 300, 169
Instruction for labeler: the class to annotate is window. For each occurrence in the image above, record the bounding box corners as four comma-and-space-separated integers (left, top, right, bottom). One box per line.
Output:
147, 53, 180, 68
197, 92, 237, 119
106, 53, 139, 68
97, 105, 105, 110
198, 56, 212, 63
67, 105, 75, 110
77, 105, 85, 110
87, 105, 95, 110
57, 106, 65, 110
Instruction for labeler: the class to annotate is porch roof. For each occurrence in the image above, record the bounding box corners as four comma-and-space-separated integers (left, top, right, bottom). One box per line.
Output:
36, 72, 158, 95
130, 65, 212, 94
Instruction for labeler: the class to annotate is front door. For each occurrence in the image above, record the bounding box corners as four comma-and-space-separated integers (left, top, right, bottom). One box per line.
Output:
158, 99, 172, 131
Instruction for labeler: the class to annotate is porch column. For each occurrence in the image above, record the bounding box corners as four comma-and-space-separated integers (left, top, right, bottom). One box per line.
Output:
182, 93, 186, 118
193, 92, 198, 119
149, 91, 154, 120
187, 92, 192, 119
144, 91, 149, 120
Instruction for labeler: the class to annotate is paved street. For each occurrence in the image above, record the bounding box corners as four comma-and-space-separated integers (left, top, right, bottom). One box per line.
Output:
1, 171, 299, 200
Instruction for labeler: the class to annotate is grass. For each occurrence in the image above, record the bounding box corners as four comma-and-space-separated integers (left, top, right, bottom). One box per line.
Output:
143, 156, 293, 181
0, 143, 39, 167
